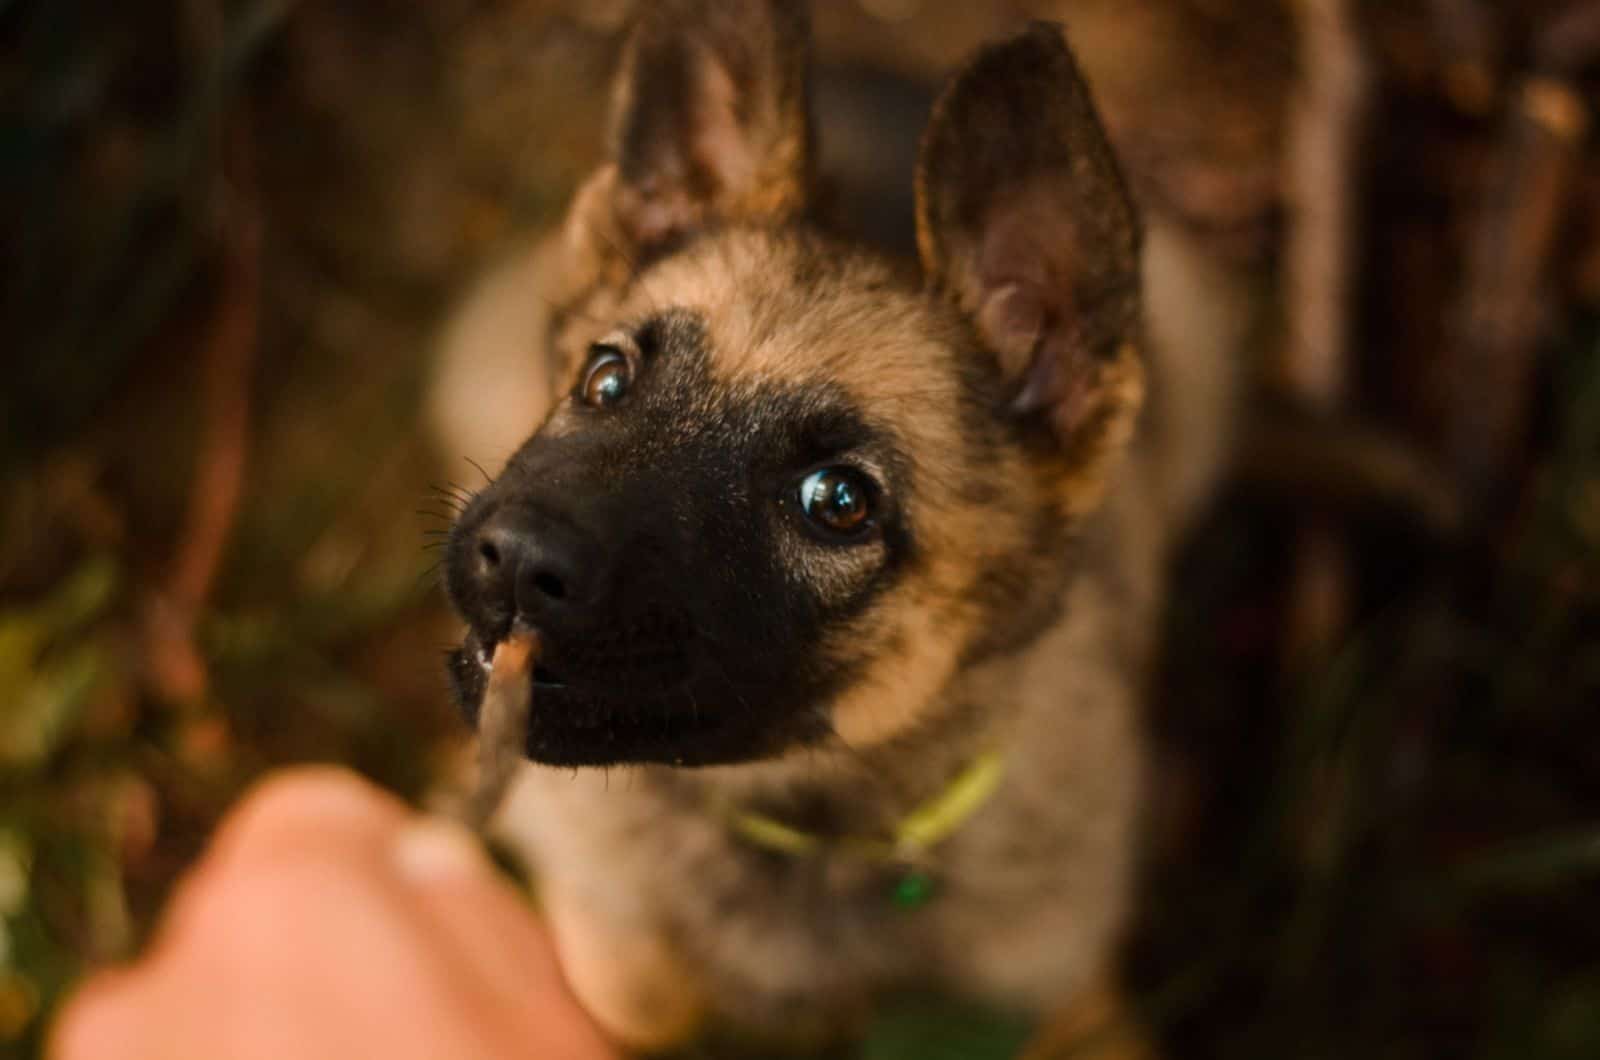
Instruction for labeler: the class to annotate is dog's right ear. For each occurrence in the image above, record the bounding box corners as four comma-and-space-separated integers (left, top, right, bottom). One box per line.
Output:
916, 24, 1143, 510
563, 0, 811, 279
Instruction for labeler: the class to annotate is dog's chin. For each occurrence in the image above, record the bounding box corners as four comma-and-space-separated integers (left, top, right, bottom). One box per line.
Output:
446, 640, 827, 768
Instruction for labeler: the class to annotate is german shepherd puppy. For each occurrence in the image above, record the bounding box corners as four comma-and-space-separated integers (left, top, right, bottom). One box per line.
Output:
440, 0, 1242, 1048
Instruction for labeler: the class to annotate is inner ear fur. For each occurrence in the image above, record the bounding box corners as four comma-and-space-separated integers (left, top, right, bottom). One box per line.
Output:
568, 0, 811, 273
915, 23, 1144, 479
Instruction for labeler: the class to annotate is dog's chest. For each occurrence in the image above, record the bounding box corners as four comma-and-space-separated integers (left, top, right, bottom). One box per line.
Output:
502, 735, 1140, 1032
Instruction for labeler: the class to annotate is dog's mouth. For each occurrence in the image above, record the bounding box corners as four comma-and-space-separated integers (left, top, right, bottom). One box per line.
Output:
461, 605, 696, 692
471, 638, 566, 689
446, 613, 800, 766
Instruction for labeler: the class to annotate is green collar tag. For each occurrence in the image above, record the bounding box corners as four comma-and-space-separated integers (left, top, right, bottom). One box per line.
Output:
890, 868, 937, 910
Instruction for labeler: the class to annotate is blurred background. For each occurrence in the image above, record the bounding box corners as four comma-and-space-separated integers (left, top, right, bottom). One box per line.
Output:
3, 1, 1599, 1057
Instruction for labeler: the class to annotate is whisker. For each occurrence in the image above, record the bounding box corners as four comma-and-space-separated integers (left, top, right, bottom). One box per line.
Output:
427, 484, 474, 509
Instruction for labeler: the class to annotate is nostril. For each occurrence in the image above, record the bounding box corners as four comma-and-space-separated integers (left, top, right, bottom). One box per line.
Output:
532, 570, 566, 600
472, 512, 588, 617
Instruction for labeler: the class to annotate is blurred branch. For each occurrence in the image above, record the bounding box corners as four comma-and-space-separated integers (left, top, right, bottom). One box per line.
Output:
1280, 0, 1369, 408
1451, 828, 1600, 895
1534, 1, 1600, 76
142, 124, 260, 706
1277, 0, 1373, 668
1426, 0, 1498, 112
1447, 52, 1591, 514
1237, 413, 1462, 537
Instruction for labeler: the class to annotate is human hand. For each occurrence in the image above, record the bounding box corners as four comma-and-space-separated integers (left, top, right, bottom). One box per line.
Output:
50, 768, 619, 1060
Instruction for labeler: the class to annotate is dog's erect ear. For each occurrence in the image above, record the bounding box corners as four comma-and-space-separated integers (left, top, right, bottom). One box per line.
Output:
578, 0, 811, 263
917, 24, 1143, 478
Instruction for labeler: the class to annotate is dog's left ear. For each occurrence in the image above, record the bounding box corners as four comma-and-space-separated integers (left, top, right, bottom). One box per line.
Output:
917, 24, 1143, 490
594, 0, 812, 258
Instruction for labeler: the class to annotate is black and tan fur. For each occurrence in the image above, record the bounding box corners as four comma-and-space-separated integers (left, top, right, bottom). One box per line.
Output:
437, 1, 1245, 1049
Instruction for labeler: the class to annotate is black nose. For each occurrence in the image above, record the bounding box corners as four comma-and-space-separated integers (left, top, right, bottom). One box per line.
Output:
470, 507, 598, 632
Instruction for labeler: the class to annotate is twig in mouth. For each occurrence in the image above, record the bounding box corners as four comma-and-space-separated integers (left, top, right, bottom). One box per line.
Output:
463, 629, 541, 830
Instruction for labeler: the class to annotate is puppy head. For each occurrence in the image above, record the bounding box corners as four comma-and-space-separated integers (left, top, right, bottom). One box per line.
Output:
444, 9, 1143, 767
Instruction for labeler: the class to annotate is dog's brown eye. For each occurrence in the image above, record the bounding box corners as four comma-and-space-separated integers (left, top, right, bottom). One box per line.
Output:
797, 467, 874, 538
581, 346, 632, 407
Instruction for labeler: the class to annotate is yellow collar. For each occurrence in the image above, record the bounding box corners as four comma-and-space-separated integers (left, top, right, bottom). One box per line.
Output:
717, 751, 1006, 863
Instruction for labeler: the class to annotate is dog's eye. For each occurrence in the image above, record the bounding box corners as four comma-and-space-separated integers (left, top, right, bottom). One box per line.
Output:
580, 345, 633, 407
797, 467, 875, 538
